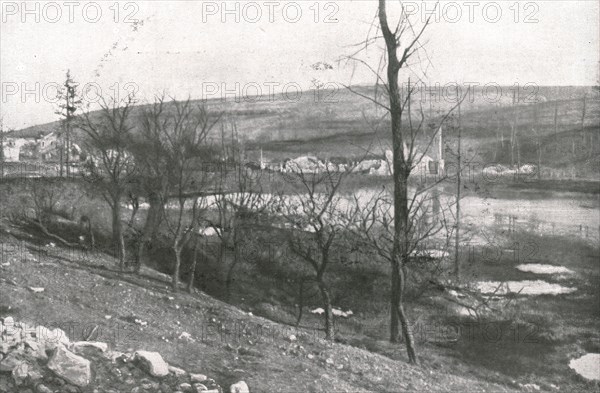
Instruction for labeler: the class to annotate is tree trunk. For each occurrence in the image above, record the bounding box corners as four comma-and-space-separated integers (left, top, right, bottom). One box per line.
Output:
581, 94, 587, 132
225, 242, 240, 301
454, 94, 462, 280
390, 260, 401, 342
537, 140, 542, 180
318, 280, 335, 340
135, 193, 163, 273
112, 200, 125, 271
296, 278, 306, 327
172, 243, 181, 292
398, 263, 417, 363
188, 235, 200, 293
554, 102, 558, 136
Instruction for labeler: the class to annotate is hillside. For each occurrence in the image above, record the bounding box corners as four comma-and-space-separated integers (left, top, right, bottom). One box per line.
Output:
6, 85, 599, 181
0, 218, 525, 392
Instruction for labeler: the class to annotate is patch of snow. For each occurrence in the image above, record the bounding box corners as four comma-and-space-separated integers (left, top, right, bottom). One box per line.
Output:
515, 264, 574, 275
476, 280, 576, 296
198, 227, 220, 237
332, 308, 353, 318
134, 318, 147, 326
411, 249, 449, 259
569, 353, 600, 380
310, 307, 353, 318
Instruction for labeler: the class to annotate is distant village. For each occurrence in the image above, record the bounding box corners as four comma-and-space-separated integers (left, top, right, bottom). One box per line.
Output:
1, 127, 447, 178
0, 131, 82, 164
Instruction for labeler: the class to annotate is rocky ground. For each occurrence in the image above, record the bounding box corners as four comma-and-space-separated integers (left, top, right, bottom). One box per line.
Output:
0, 221, 523, 392
0, 316, 249, 393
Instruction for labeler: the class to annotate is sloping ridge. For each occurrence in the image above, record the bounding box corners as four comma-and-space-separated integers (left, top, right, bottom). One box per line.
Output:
0, 228, 518, 392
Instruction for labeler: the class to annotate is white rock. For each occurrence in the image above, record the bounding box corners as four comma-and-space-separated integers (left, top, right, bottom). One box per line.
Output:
134, 351, 169, 377
70, 341, 108, 353
178, 332, 195, 342
190, 373, 208, 382
230, 380, 250, 393
168, 365, 187, 376
47, 345, 91, 387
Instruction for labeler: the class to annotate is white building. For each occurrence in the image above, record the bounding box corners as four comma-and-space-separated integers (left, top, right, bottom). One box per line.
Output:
1, 137, 37, 162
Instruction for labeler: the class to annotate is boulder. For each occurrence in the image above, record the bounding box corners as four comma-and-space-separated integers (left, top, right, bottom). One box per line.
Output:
0, 350, 28, 373
230, 381, 250, 393
134, 351, 169, 377
47, 345, 91, 387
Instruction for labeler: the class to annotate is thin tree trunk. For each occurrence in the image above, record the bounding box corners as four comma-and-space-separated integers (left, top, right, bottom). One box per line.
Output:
537, 140, 542, 180
581, 94, 587, 132
454, 91, 462, 279
379, 0, 414, 361
59, 141, 64, 178
112, 200, 125, 271
225, 251, 239, 301
554, 102, 558, 136
318, 280, 334, 340
172, 243, 181, 292
296, 278, 306, 327
135, 193, 163, 273
188, 235, 200, 293
390, 260, 401, 342
398, 264, 417, 363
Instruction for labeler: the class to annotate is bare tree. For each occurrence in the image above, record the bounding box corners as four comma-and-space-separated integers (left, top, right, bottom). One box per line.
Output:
158, 98, 221, 291
133, 94, 173, 273
344, 0, 465, 363
280, 165, 356, 341
207, 119, 275, 300
78, 95, 138, 271
454, 92, 462, 278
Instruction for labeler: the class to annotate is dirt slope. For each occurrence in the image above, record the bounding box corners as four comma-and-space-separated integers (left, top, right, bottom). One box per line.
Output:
0, 224, 519, 392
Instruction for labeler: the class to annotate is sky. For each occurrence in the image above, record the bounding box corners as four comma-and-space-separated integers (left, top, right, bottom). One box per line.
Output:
0, 0, 598, 130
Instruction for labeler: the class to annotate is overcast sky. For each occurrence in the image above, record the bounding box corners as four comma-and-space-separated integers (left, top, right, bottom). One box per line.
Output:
1, 0, 598, 130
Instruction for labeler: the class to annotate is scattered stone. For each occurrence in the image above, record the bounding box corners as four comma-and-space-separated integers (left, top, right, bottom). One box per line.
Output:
168, 365, 187, 376
230, 380, 249, 393
36, 384, 53, 393
190, 373, 208, 383
0, 351, 28, 372
11, 361, 30, 385
0, 318, 226, 393
47, 345, 91, 387
134, 351, 169, 377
